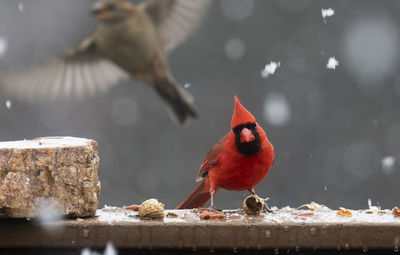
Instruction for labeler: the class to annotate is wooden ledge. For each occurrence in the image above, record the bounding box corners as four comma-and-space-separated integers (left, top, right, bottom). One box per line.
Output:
1, 206, 400, 250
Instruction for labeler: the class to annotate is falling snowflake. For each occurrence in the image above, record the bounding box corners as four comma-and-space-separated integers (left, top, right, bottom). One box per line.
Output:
321, 8, 334, 24
5, 100, 11, 109
261, 61, 281, 78
37, 199, 62, 223
104, 243, 117, 255
0, 37, 8, 58
343, 18, 398, 86
263, 93, 291, 126
82, 242, 117, 255
18, 2, 24, 12
184, 83, 191, 89
382, 156, 395, 174
225, 38, 246, 60
326, 57, 339, 70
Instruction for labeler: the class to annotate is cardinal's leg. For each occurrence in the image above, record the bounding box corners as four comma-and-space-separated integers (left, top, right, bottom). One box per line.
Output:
248, 188, 256, 195
210, 189, 222, 212
248, 188, 272, 213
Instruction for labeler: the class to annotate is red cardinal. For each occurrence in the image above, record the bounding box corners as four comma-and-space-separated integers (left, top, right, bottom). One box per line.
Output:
176, 96, 275, 209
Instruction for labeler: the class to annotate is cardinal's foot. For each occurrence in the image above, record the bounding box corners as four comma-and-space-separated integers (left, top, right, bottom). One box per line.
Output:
262, 197, 272, 213
196, 206, 222, 212
210, 206, 223, 212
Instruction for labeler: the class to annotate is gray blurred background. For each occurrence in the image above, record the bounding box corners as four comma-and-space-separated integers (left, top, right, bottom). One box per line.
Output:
0, 0, 399, 210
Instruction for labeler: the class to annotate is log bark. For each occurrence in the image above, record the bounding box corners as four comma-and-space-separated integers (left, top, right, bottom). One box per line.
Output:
0, 137, 100, 218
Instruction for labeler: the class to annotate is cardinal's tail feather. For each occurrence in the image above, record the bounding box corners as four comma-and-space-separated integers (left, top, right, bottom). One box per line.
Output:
175, 181, 211, 209
154, 76, 199, 127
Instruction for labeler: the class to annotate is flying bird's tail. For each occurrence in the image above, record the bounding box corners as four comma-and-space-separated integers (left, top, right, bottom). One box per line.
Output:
154, 76, 198, 126
175, 181, 211, 209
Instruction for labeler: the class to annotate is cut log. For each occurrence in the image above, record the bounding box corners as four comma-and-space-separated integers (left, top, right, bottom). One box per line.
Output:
0, 137, 100, 218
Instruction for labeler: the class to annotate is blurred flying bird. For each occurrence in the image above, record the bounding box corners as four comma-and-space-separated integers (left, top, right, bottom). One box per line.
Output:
1, 0, 211, 126
176, 96, 275, 209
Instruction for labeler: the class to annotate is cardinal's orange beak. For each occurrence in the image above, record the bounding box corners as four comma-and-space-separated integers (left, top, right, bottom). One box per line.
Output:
240, 128, 255, 143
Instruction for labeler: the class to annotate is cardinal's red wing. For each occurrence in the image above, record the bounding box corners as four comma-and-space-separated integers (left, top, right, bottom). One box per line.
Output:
195, 135, 227, 182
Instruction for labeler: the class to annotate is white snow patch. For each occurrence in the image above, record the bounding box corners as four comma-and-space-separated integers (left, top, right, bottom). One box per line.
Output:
321, 8, 335, 23
93, 205, 400, 228
263, 207, 397, 224
0, 136, 94, 149
326, 57, 339, 70
261, 61, 281, 78
382, 156, 395, 174
96, 206, 187, 224
0, 37, 8, 58
96, 206, 123, 225
5, 100, 11, 109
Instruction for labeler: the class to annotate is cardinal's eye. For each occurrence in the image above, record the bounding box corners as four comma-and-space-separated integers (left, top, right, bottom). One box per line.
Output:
246, 123, 256, 129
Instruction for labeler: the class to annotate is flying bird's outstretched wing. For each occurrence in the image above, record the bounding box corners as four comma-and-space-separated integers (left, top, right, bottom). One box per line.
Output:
139, 0, 211, 51
1, 36, 128, 101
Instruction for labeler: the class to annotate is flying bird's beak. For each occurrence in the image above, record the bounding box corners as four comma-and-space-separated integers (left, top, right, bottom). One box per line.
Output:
91, 3, 108, 20
240, 127, 255, 143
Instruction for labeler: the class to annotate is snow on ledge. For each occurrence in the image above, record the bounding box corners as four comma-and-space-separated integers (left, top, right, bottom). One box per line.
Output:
95, 205, 400, 225
0, 136, 95, 149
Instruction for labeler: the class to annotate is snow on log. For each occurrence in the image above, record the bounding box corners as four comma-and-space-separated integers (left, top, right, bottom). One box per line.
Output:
0, 137, 100, 218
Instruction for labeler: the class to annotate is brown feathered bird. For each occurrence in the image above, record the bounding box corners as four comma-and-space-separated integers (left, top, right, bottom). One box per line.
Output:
1, 0, 210, 126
